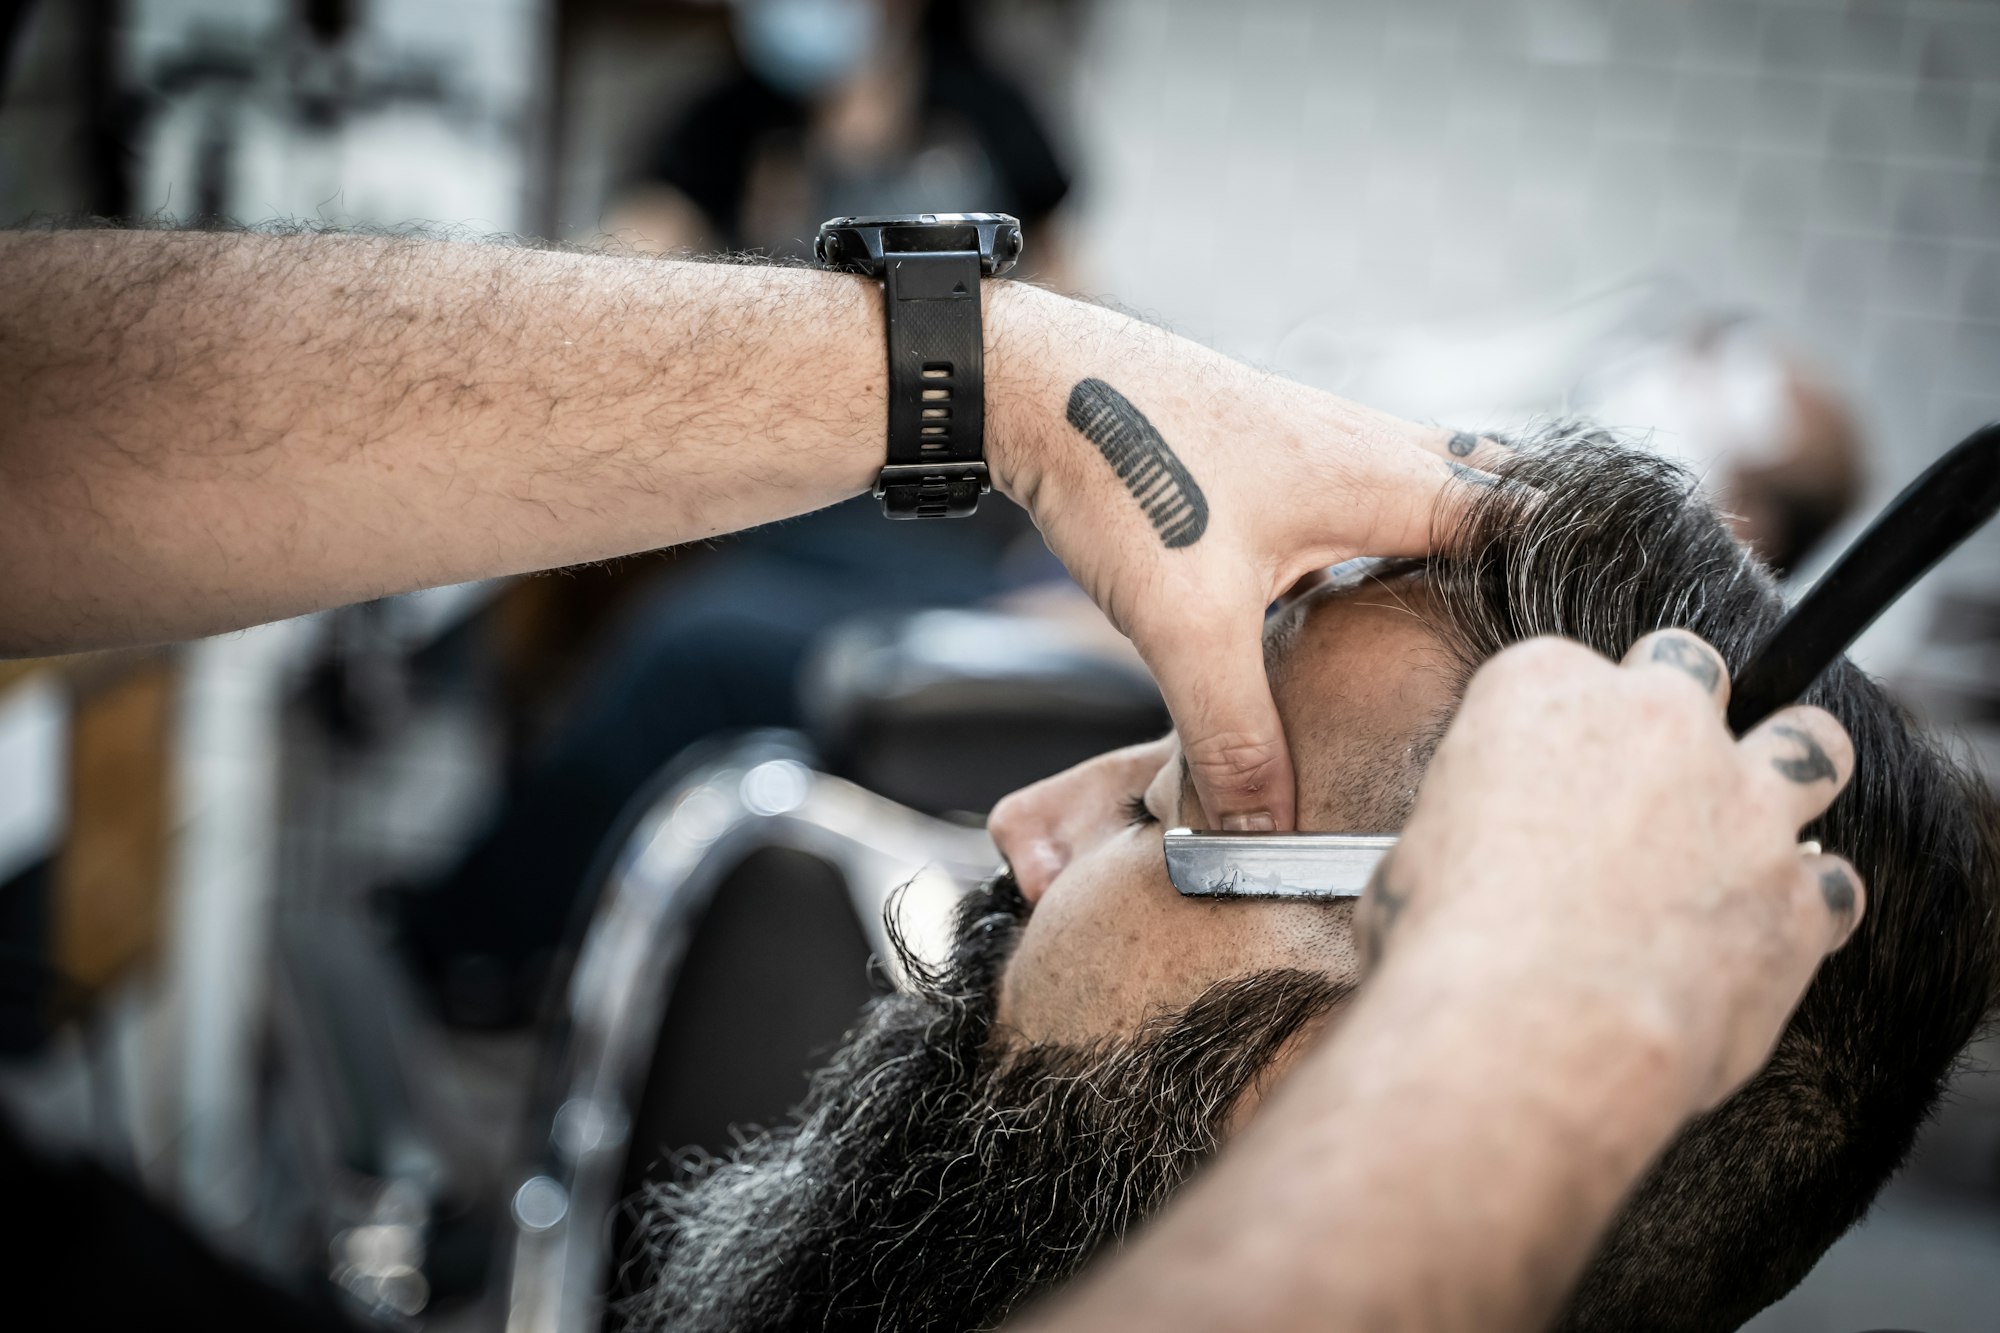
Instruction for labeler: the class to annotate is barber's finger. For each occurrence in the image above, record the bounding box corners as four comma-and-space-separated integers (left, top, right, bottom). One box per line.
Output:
1359, 449, 1503, 559
1278, 567, 1330, 607
1423, 427, 1513, 472
1798, 851, 1867, 954
1737, 705, 1856, 825
1354, 853, 1407, 974
1620, 628, 1731, 714
1138, 609, 1296, 832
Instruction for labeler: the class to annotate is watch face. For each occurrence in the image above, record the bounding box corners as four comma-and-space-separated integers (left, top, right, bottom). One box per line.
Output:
816, 213, 1022, 276
821, 212, 1016, 229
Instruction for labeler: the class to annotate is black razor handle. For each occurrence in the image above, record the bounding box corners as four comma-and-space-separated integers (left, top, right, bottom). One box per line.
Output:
1728, 421, 2000, 735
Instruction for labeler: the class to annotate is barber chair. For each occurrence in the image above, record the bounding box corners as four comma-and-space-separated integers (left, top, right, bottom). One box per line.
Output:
267, 910, 492, 1318
803, 605, 1169, 815
498, 607, 1167, 1332
498, 730, 994, 1333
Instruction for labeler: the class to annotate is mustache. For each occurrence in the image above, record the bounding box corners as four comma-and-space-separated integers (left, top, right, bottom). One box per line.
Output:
934, 868, 1030, 980
886, 866, 1029, 1015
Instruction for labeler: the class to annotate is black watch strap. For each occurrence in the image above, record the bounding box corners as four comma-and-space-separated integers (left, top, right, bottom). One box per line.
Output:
878, 249, 988, 518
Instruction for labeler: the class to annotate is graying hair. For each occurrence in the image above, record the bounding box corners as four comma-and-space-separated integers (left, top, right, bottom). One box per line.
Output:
1408, 427, 2000, 1333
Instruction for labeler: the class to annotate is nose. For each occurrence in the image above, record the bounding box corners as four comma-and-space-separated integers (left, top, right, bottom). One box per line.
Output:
987, 736, 1175, 904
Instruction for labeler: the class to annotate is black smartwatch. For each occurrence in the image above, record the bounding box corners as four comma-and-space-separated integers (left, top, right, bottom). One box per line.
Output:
814, 212, 1023, 518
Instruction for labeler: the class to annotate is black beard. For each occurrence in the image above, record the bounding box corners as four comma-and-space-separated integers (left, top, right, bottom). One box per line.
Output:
620, 874, 1347, 1332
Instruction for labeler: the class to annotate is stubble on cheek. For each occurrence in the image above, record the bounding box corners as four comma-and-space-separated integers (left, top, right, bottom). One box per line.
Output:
993, 910, 1148, 1045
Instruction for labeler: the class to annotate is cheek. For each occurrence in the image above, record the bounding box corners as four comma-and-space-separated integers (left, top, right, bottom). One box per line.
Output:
997, 832, 1180, 1045
997, 831, 1361, 1045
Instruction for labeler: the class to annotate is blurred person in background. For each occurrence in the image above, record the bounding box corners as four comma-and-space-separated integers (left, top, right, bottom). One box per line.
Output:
609, 0, 1074, 280
1319, 291, 1871, 583
1591, 314, 1867, 579
391, 0, 1081, 1029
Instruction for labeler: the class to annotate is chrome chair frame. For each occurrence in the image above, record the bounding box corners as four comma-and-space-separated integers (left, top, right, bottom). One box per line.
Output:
500, 730, 996, 1333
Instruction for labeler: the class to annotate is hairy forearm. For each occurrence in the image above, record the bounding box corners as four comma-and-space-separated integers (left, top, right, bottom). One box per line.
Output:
0, 221, 1469, 834
0, 228, 916, 654
1027, 932, 1691, 1332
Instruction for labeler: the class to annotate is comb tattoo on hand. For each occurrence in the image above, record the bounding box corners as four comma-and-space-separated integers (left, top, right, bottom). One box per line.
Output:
1066, 378, 1209, 549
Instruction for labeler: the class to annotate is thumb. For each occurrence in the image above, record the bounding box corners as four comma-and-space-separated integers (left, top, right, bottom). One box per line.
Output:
1138, 608, 1297, 831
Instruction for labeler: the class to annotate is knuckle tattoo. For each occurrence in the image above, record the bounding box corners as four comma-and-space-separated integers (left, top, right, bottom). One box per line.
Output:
1648, 634, 1723, 694
1359, 862, 1410, 968
1768, 723, 1838, 786
1818, 866, 1857, 921
1446, 460, 1502, 489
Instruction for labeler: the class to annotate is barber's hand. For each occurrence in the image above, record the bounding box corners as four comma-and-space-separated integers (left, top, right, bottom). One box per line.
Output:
1359, 629, 1863, 1112
987, 286, 1496, 831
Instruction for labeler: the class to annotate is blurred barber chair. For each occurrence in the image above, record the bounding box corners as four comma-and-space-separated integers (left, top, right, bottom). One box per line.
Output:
268, 909, 492, 1319
499, 730, 993, 1333
499, 607, 1167, 1332
804, 605, 1170, 816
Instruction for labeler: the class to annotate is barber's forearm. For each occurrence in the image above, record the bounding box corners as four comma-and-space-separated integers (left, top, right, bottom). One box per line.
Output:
0, 229, 922, 654
1025, 931, 1693, 1333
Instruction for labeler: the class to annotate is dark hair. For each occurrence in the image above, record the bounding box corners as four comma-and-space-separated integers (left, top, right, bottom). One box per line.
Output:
1418, 429, 2000, 1332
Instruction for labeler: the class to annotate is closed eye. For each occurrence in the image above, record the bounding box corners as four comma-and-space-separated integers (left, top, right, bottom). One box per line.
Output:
1123, 793, 1158, 828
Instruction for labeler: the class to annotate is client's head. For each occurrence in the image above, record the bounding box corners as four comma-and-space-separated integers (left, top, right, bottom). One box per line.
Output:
626, 432, 2000, 1333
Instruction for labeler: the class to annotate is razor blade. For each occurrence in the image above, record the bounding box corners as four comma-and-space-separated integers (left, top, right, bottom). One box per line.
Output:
1164, 828, 1395, 900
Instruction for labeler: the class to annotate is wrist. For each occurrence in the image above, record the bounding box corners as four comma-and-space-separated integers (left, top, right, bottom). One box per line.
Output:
1366, 913, 1703, 1152
1131, 913, 1704, 1333
980, 278, 1068, 507
979, 281, 1209, 523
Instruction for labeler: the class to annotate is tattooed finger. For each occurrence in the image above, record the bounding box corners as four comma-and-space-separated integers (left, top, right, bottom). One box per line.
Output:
1801, 852, 1866, 951
1359, 860, 1411, 971
1650, 636, 1723, 694
1768, 723, 1838, 785
1741, 707, 1854, 830
1621, 629, 1729, 706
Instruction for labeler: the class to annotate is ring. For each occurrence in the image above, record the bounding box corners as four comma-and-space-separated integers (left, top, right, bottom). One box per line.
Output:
1799, 840, 1823, 857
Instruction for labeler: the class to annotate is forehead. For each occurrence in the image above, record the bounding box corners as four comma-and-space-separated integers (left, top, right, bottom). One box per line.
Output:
1259, 576, 1458, 832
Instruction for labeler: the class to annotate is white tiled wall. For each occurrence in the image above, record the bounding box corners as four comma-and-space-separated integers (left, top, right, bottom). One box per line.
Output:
1075, 1, 1995, 408
1070, 0, 1999, 637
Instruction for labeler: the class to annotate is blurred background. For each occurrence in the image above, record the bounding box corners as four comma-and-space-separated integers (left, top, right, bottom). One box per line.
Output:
1, 1, 1996, 1329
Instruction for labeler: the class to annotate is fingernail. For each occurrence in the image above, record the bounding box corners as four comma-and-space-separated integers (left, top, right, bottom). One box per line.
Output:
1221, 812, 1276, 833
